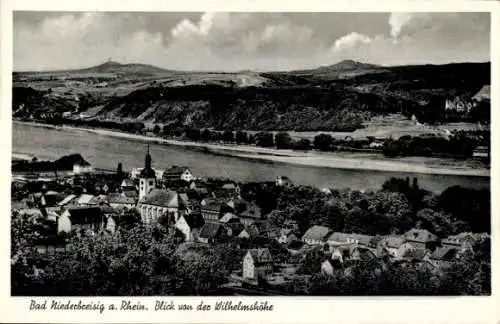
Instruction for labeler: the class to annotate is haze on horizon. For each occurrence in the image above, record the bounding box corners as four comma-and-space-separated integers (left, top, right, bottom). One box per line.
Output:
14, 12, 490, 72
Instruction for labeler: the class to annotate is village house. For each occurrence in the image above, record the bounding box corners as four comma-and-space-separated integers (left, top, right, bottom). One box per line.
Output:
200, 199, 226, 221
175, 212, 205, 242
472, 85, 491, 102
242, 248, 274, 280
275, 176, 292, 187
321, 256, 343, 276
57, 206, 104, 234
326, 232, 374, 248
428, 246, 459, 268
57, 193, 96, 209
377, 235, 406, 258
302, 225, 333, 245
108, 192, 136, 210
137, 189, 186, 225
238, 205, 263, 226
198, 221, 228, 244
120, 179, 137, 191
442, 232, 475, 252
404, 228, 438, 250
472, 146, 490, 159
162, 166, 194, 183
224, 221, 246, 237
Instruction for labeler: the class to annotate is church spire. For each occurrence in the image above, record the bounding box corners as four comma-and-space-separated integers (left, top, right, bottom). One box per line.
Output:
145, 143, 152, 170
140, 143, 156, 179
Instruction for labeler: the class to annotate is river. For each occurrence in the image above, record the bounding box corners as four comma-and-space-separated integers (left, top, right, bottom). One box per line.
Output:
12, 123, 490, 193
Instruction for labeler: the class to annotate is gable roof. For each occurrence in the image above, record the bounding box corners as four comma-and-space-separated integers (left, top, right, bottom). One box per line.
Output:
181, 213, 205, 229
442, 232, 474, 245
219, 213, 239, 223
472, 85, 490, 101
57, 194, 77, 206
108, 193, 136, 205
404, 229, 438, 243
163, 166, 190, 177
327, 232, 374, 246
201, 199, 224, 212
302, 225, 332, 242
199, 221, 223, 239
122, 190, 138, 199
402, 248, 428, 260
121, 179, 135, 187
66, 207, 103, 225
140, 189, 179, 208
380, 235, 405, 248
247, 248, 273, 264
239, 204, 262, 220
77, 194, 96, 205
226, 222, 245, 236
222, 183, 236, 190
430, 246, 458, 261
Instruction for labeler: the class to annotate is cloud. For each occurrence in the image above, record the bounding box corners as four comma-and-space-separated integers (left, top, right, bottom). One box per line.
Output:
13, 12, 490, 71
333, 32, 371, 52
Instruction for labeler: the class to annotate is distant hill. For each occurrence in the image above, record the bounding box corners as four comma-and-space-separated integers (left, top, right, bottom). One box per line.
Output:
12, 60, 491, 132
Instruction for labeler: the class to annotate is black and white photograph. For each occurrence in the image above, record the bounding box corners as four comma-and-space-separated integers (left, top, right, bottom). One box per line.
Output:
10, 9, 492, 299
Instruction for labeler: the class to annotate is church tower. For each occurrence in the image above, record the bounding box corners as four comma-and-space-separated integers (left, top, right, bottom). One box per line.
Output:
139, 144, 156, 200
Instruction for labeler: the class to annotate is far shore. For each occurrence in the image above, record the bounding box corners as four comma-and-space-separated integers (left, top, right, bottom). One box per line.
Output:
13, 120, 490, 177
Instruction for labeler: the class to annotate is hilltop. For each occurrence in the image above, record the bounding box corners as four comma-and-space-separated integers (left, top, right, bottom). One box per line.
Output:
12, 60, 490, 132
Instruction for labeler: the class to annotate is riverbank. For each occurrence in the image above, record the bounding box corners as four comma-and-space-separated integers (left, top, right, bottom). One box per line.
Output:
13, 120, 490, 177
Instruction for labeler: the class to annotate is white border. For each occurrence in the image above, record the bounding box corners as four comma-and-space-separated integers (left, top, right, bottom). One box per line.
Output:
1, 1, 499, 323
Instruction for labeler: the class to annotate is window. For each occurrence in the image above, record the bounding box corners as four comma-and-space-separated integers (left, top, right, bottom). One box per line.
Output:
149, 180, 154, 186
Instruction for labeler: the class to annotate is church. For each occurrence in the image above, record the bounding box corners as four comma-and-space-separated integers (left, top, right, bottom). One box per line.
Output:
136, 146, 187, 224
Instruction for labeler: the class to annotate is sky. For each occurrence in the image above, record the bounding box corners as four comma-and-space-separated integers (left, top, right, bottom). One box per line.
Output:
13, 12, 491, 72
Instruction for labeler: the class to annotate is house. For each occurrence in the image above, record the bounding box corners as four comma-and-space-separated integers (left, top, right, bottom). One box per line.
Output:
220, 182, 241, 197
442, 232, 475, 251
242, 248, 273, 279
472, 85, 490, 102
472, 146, 489, 159
200, 199, 226, 221
137, 189, 185, 224
238, 203, 263, 226
121, 179, 136, 191
321, 257, 343, 276
175, 213, 205, 242
108, 193, 136, 210
429, 246, 459, 268
57, 207, 104, 234
162, 166, 194, 183
377, 235, 406, 257
73, 161, 93, 175
404, 229, 438, 250
302, 225, 333, 245
238, 225, 259, 239
198, 221, 227, 244
57, 193, 96, 208
327, 232, 374, 248
401, 248, 430, 263
224, 221, 246, 237
275, 176, 292, 187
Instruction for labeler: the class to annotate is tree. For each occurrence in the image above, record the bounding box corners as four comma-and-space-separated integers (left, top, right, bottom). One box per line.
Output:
313, 134, 333, 151
292, 138, 312, 151
185, 128, 201, 141
235, 131, 248, 144
255, 132, 274, 148
222, 130, 234, 143
275, 132, 292, 149
153, 124, 161, 134
201, 129, 212, 142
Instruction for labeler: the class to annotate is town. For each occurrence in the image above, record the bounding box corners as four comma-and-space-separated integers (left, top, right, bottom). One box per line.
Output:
11, 145, 490, 296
